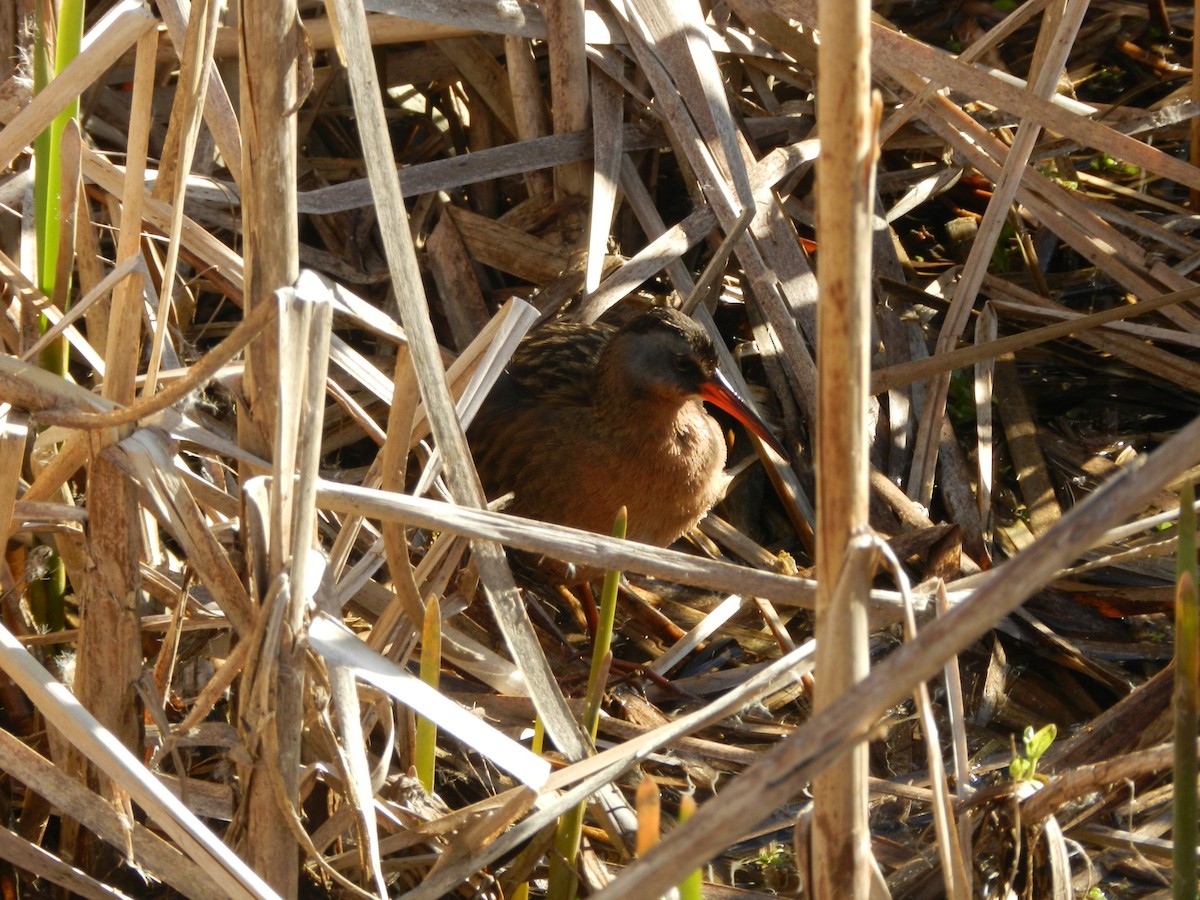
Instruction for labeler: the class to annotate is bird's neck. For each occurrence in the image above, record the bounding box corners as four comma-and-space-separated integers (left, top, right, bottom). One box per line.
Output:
597, 394, 709, 450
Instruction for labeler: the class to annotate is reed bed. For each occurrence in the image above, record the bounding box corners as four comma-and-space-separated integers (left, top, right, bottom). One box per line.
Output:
1, 1, 1199, 897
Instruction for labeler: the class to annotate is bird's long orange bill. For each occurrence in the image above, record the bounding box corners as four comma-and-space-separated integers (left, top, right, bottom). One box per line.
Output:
699, 370, 786, 457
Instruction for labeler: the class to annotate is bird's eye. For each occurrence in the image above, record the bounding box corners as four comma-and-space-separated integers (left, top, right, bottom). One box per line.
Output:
672, 353, 692, 373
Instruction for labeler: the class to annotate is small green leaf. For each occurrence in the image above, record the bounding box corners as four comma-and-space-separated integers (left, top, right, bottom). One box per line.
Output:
1024, 723, 1057, 761
1008, 756, 1031, 782
1010, 723, 1056, 782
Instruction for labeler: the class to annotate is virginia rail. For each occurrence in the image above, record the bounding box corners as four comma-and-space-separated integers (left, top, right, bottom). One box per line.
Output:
469, 307, 780, 552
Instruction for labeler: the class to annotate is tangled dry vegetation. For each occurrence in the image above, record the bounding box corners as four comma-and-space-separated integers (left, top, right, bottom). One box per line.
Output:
2, 0, 1200, 897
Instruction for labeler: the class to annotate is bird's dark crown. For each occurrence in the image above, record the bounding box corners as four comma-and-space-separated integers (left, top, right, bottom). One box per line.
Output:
599, 307, 718, 403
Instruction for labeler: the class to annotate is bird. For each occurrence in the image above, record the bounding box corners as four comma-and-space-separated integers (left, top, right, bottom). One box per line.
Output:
468, 306, 781, 552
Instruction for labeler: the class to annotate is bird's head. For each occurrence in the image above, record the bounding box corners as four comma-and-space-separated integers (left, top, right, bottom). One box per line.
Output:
598, 307, 784, 455
600, 307, 719, 404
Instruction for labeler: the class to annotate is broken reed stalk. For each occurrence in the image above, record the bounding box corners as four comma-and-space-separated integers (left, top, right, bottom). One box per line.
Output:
1174, 483, 1198, 900
1191, 0, 1200, 211
236, 0, 301, 882
811, 0, 876, 892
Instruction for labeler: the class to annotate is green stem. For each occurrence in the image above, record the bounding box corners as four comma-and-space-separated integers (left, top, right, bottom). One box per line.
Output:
28, 0, 84, 636
36, 0, 84, 325
676, 794, 703, 900
415, 596, 441, 793
547, 507, 627, 900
